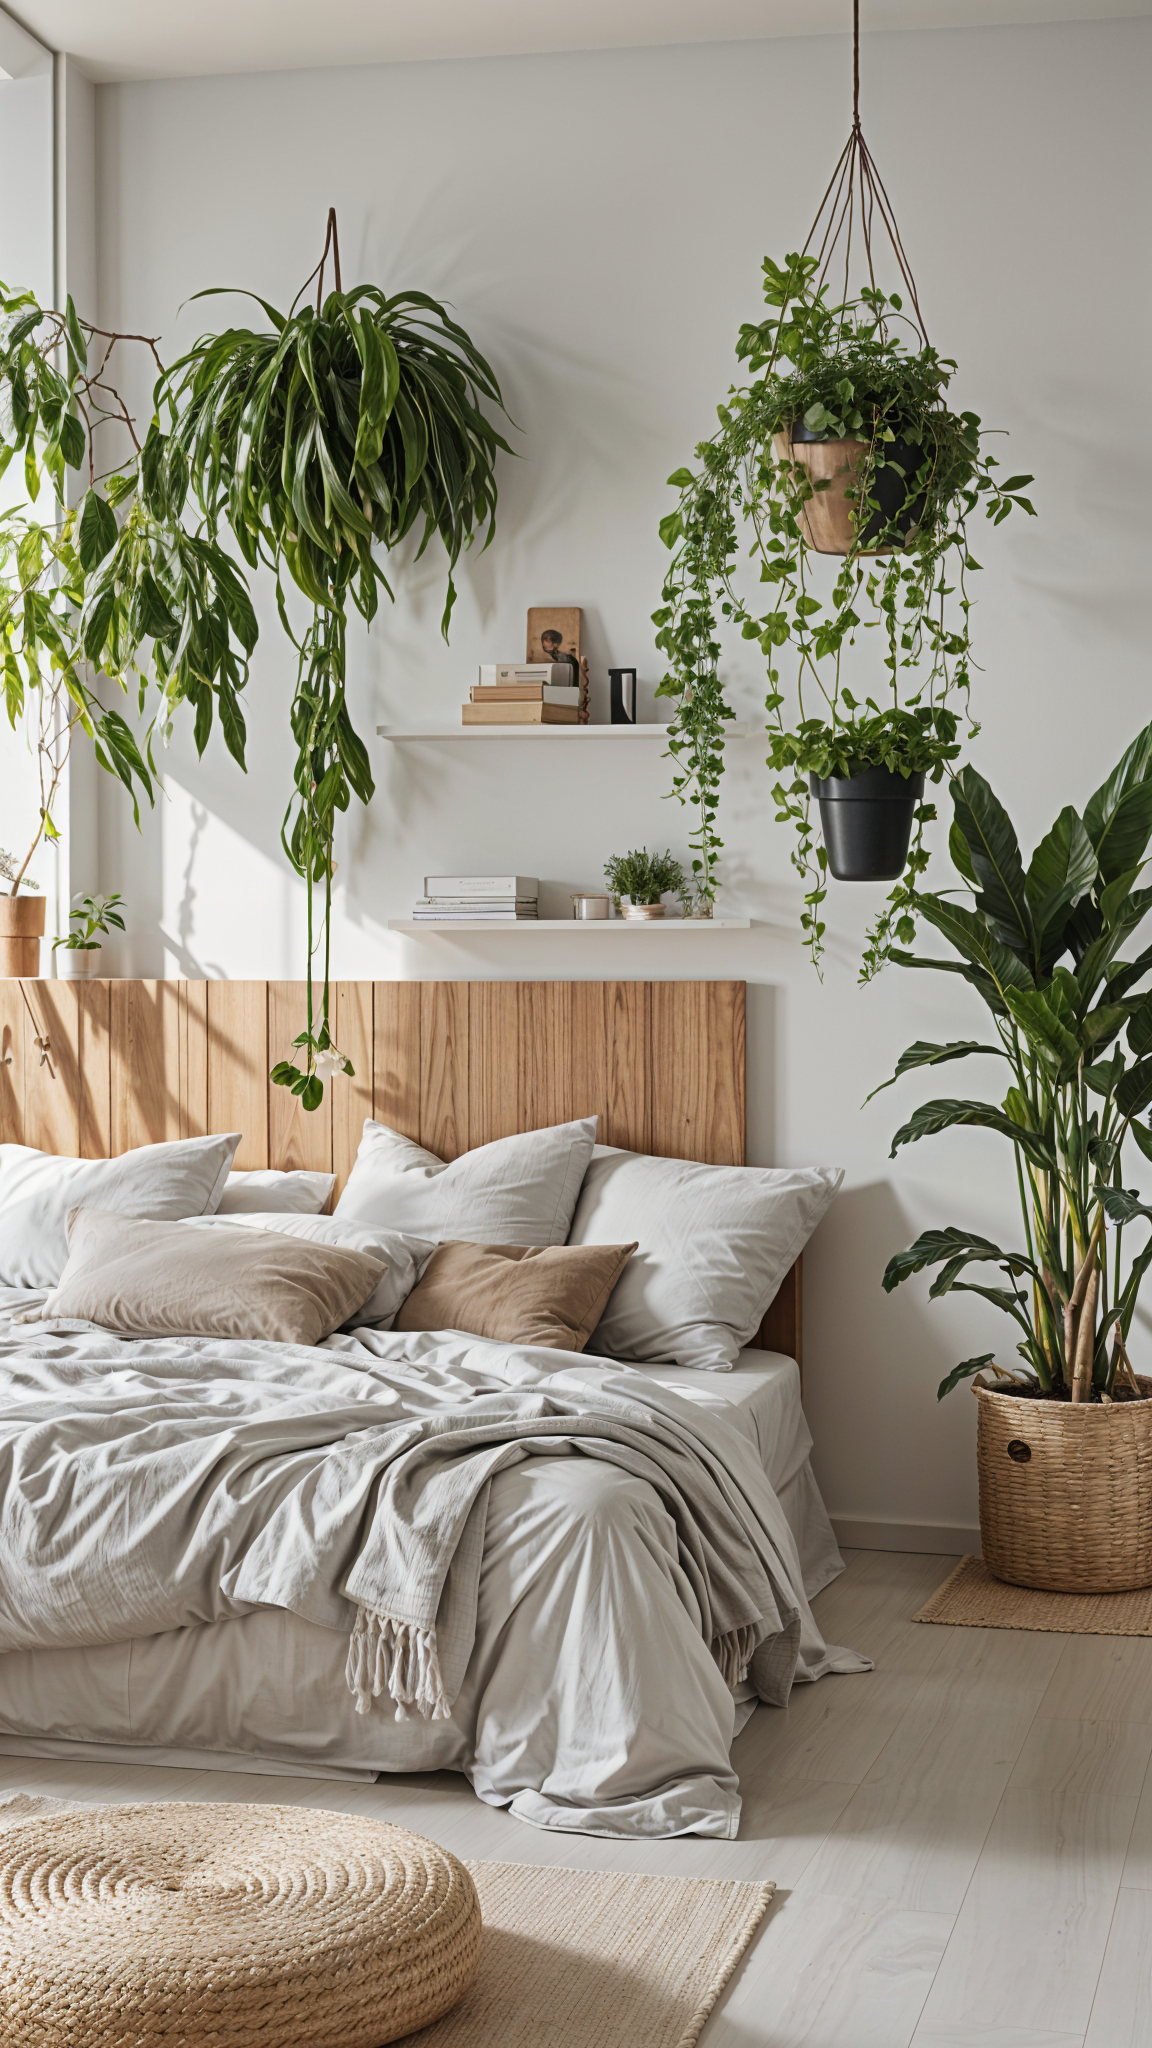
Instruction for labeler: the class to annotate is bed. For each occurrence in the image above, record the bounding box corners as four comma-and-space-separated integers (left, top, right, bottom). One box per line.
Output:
0, 977, 860, 1839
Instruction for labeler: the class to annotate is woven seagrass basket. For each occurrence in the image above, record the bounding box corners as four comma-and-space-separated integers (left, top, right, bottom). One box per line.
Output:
975, 1377, 1152, 1592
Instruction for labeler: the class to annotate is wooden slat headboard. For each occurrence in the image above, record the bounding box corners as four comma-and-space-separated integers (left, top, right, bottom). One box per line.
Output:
0, 978, 801, 1366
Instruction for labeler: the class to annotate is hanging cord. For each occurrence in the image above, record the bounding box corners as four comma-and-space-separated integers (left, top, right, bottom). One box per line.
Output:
289, 208, 344, 318
764, 0, 929, 380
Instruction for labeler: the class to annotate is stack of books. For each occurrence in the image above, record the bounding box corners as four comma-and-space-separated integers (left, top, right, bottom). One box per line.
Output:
464, 664, 579, 726
412, 877, 539, 922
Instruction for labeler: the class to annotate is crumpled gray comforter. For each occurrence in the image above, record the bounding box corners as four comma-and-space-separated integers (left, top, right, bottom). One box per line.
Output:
0, 1309, 868, 1835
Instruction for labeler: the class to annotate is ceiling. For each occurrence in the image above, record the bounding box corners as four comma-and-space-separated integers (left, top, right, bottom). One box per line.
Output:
4, 0, 1146, 82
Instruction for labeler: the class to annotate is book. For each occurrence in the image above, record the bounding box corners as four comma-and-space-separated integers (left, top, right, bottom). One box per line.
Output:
463, 702, 578, 725
413, 897, 538, 910
478, 664, 573, 687
412, 909, 538, 921
470, 684, 579, 704
424, 876, 538, 898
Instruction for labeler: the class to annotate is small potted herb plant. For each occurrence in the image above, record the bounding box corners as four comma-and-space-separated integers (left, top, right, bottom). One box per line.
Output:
52, 893, 126, 977
877, 732, 1152, 1593
603, 848, 685, 920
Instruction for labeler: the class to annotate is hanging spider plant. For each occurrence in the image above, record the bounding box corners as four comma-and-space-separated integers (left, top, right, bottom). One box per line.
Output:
156, 211, 512, 1107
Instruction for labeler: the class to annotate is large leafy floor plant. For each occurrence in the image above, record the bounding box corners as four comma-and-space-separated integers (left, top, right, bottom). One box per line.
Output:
1, 216, 510, 1104
877, 731, 1152, 1403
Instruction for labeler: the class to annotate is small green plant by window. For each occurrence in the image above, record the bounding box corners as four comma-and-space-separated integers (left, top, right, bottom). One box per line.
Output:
52, 892, 126, 953
603, 847, 684, 909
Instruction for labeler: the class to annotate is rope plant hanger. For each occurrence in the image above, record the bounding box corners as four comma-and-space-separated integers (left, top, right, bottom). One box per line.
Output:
655, 0, 1034, 974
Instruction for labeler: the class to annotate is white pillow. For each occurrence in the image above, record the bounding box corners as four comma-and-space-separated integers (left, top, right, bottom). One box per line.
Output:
217, 1169, 335, 1216
0, 1132, 241, 1289
189, 1212, 436, 1329
334, 1118, 597, 1248
566, 1145, 843, 1370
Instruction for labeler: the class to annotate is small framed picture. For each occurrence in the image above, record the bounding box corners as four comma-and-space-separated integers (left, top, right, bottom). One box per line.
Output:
527, 606, 581, 683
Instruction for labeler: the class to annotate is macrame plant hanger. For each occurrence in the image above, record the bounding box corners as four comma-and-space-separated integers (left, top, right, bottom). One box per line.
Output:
767, 0, 929, 376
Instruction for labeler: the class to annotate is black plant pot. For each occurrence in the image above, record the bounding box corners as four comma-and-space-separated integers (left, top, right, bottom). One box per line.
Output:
809, 766, 925, 882
791, 421, 929, 547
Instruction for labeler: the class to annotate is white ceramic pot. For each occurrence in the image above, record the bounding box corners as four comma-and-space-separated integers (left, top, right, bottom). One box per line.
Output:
58, 949, 104, 979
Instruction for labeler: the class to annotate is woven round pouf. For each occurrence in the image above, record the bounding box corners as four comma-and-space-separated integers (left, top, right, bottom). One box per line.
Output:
0, 1802, 482, 2048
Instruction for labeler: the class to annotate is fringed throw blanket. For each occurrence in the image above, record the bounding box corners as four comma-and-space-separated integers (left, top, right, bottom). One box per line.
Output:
0, 1324, 866, 1721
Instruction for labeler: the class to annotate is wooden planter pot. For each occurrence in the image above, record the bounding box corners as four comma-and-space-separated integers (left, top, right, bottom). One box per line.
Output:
976, 1379, 1152, 1592
0, 895, 46, 979
772, 430, 926, 556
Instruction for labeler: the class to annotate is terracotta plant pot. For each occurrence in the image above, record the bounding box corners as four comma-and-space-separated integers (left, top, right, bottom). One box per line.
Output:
772, 429, 927, 556
0, 894, 46, 978
623, 902, 666, 920
975, 1378, 1152, 1592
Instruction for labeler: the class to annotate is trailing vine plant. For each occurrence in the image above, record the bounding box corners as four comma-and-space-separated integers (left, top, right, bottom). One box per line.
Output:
1, 213, 510, 1107
653, 5, 1034, 975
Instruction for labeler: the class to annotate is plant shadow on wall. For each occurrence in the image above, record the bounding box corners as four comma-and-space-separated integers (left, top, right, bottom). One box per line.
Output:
0, 209, 512, 1103
652, 7, 1034, 972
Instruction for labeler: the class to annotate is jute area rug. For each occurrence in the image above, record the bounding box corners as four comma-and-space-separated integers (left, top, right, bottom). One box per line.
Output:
915, 1553, 1152, 1637
0, 1794, 772, 2048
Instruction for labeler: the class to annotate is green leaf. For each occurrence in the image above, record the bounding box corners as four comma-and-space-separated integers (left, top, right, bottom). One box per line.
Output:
1100, 1184, 1152, 1228
889, 1098, 1057, 1171
950, 767, 1035, 961
937, 1355, 996, 1400
916, 895, 1036, 999
77, 490, 118, 574
1128, 995, 1152, 1060
1003, 987, 1081, 1078
882, 1226, 1018, 1292
865, 1040, 1000, 1104
1024, 806, 1097, 956
1117, 1060, 1152, 1121
64, 295, 88, 369
1084, 723, 1152, 856
1129, 1120, 1152, 1166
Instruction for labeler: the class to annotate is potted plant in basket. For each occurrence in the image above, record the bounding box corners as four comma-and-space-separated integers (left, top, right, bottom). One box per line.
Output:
875, 732, 1152, 1593
603, 848, 685, 921
655, 255, 1034, 976
52, 893, 126, 977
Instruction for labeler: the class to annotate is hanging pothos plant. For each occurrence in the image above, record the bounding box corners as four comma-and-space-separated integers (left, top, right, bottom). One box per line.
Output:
653, 17, 1034, 977
0, 213, 510, 1106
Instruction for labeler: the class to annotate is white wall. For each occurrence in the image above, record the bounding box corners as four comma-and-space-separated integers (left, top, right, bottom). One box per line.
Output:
88, 17, 1152, 1543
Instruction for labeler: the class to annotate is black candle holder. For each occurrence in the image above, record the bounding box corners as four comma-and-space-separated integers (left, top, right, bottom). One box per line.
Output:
608, 668, 637, 724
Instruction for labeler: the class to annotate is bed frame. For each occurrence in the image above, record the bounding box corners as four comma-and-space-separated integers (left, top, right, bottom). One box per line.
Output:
0, 977, 801, 1366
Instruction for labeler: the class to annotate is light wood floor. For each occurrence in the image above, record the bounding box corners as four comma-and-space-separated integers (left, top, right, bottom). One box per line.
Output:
6, 1547, 1152, 2046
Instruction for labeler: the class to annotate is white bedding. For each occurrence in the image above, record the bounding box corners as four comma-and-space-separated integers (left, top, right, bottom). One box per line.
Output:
0, 1294, 854, 1838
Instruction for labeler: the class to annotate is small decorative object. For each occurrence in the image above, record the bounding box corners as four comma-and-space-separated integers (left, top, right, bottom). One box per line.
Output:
527, 607, 590, 724
0, 856, 44, 979
876, 730, 1152, 1592
608, 668, 637, 724
654, 0, 1034, 976
571, 894, 610, 920
603, 848, 684, 921
52, 892, 126, 977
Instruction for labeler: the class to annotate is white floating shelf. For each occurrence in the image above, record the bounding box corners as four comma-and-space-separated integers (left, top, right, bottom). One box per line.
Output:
389, 918, 754, 934
376, 724, 758, 742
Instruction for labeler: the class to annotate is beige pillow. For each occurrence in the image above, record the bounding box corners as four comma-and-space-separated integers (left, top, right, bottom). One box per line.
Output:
38, 1208, 387, 1347
395, 1238, 638, 1352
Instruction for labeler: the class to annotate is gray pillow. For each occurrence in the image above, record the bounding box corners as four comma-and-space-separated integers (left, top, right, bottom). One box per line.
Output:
567, 1145, 843, 1370
334, 1117, 597, 1248
0, 1132, 241, 1289
35, 1208, 386, 1347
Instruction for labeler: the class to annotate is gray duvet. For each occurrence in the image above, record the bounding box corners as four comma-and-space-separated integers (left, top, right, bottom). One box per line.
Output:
0, 1308, 867, 1836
